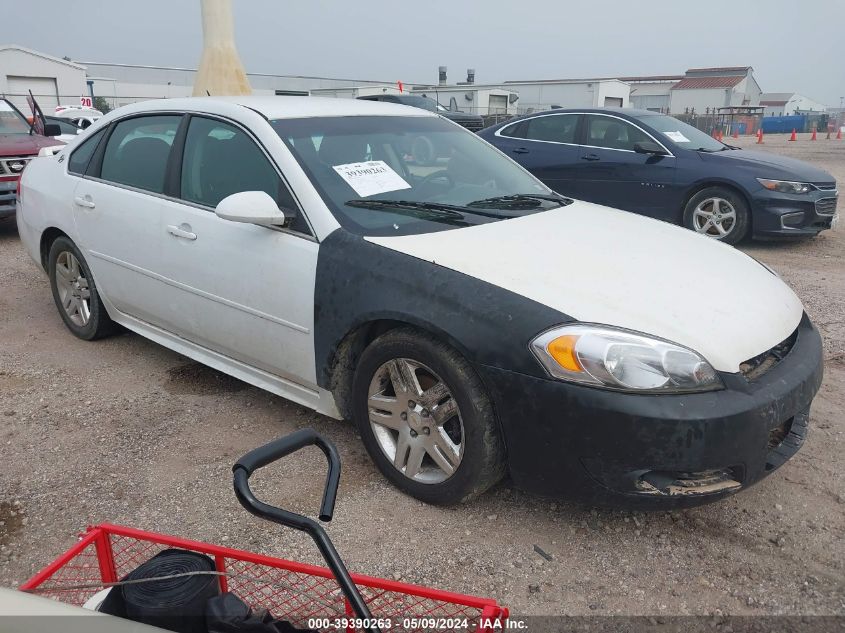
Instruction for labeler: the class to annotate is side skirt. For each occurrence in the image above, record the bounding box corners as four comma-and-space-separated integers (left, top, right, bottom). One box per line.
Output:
101, 295, 343, 420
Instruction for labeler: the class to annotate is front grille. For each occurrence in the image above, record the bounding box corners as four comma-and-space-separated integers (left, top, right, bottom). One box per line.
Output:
740, 329, 798, 381
0, 155, 35, 177
813, 182, 837, 191
815, 197, 838, 215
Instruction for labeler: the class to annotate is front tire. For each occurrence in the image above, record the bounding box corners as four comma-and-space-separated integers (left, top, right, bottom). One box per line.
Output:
682, 186, 750, 244
352, 328, 505, 504
48, 236, 118, 340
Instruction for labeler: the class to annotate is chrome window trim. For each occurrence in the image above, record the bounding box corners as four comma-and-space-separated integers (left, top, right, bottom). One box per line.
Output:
67, 108, 318, 242
494, 111, 675, 157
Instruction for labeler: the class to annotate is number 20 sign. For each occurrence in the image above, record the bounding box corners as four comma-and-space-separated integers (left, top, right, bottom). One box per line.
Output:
80, 96, 93, 108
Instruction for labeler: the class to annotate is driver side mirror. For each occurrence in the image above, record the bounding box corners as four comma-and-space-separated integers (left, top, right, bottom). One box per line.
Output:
215, 191, 295, 227
633, 141, 669, 156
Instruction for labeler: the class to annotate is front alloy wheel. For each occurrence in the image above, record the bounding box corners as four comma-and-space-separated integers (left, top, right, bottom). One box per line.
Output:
682, 186, 750, 245
367, 358, 464, 483
352, 327, 505, 504
692, 197, 737, 238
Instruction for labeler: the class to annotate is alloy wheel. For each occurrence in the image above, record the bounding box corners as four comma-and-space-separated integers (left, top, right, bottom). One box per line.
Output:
367, 358, 464, 484
54, 251, 91, 327
692, 197, 737, 238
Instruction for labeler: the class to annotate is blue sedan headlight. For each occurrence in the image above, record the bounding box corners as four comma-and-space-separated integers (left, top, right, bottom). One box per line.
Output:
757, 178, 812, 194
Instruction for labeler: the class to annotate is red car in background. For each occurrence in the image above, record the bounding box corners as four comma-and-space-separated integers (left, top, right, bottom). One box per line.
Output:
0, 98, 63, 222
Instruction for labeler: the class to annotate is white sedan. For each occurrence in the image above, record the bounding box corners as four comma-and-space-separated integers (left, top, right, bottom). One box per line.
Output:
17, 97, 822, 507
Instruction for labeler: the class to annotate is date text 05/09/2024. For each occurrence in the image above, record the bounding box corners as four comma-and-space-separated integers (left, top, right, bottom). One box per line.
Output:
305, 618, 527, 630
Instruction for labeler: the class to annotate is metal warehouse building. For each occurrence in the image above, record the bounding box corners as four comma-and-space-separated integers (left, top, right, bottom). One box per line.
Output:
81, 60, 397, 109
759, 92, 829, 116
0, 45, 87, 111
668, 66, 762, 114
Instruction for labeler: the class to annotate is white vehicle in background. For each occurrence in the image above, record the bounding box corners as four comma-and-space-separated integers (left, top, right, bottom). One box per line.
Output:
53, 105, 103, 130
44, 116, 85, 143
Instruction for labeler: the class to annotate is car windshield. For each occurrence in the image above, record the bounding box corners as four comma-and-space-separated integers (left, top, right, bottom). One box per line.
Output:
272, 115, 562, 236
635, 114, 726, 152
0, 100, 32, 135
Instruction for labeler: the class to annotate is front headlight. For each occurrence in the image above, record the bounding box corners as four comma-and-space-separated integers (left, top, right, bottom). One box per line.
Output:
531, 325, 723, 393
757, 178, 811, 194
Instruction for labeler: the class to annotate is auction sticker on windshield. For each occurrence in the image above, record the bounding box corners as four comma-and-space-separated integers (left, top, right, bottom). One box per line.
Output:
664, 131, 690, 143
333, 160, 412, 198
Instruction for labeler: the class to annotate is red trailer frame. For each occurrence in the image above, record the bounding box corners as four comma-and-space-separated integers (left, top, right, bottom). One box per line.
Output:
21, 524, 508, 632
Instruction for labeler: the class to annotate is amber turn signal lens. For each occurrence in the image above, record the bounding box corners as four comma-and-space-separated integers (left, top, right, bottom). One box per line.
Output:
546, 335, 583, 372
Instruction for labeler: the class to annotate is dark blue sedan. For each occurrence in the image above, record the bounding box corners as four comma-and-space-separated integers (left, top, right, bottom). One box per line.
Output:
479, 108, 838, 243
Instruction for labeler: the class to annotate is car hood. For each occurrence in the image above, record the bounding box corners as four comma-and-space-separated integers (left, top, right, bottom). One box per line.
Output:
0, 133, 64, 157
702, 149, 834, 182
367, 201, 804, 373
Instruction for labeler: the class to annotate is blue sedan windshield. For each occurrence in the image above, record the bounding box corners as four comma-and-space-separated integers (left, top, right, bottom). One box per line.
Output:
635, 114, 726, 152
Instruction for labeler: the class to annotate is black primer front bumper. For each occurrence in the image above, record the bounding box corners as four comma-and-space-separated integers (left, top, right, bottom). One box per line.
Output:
478, 315, 823, 508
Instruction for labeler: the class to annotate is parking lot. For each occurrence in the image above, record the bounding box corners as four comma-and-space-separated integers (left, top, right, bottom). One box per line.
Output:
0, 133, 842, 617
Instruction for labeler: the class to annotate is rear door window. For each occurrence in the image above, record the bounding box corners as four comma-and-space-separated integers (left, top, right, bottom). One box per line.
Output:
499, 120, 529, 139
524, 114, 580, 143
68, 128, 106, 175
100, 115, 181, 193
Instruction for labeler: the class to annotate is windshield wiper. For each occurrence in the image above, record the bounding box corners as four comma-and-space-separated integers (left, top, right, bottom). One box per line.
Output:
345, 199, 521, 220
466, 193, 573, 210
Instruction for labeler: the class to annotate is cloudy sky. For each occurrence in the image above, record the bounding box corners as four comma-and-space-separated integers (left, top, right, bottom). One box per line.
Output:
4, 0, 844, 106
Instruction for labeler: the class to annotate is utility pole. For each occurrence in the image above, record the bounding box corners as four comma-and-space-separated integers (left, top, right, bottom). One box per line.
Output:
193, 0, 252, 97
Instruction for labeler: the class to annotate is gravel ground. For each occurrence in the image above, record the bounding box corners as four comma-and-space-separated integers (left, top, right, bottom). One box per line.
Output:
1, 133, 843, 617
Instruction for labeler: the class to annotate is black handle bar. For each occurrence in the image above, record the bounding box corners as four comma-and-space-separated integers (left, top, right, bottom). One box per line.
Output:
234, 428, 341, 521
232, 429, 376, 631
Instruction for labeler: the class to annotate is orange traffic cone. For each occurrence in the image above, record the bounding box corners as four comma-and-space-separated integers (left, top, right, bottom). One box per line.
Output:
757, 128, 764, 144
788, 129, 797, 141
732, 129, 739, 139
811, 128, 817, 141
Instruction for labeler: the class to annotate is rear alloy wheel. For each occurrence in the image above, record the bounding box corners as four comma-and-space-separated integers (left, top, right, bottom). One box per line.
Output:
48, 236, 118, 340
683, 186, 749, 244
352, 328, 505, 504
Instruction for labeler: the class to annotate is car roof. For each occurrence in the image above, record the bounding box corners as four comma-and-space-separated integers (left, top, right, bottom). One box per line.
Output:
492, 107, 661, 128
111, 96, 436, 120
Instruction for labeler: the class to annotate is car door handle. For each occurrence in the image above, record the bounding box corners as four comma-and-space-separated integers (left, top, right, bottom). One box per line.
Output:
581, 153, 601, 161
73, 195, 96, 209
166, 224, 197, 241
511, 147, 530, 154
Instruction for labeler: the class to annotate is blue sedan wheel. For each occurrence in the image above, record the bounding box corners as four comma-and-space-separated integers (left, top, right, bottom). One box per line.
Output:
683, 186, 750, 244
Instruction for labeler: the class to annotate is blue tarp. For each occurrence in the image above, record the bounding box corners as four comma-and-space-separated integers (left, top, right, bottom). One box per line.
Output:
761, 115, 806, 134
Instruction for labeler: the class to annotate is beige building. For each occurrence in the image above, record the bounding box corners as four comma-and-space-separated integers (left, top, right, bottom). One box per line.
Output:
0, 45, 87, 111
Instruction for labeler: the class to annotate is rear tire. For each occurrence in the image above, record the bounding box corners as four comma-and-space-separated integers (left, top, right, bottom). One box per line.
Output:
352, 327, 505, 504
682, 186, 749, 245
48, 236, 118, 340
